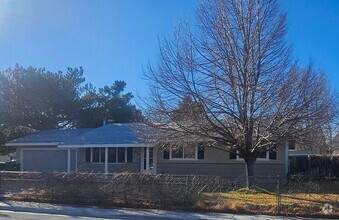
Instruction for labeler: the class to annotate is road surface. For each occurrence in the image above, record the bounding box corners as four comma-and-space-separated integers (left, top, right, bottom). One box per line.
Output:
0, 210, 110, 220
0, 209, 322, 220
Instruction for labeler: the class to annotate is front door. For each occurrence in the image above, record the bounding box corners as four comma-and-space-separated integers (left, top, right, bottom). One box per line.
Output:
140, 147, 157, 174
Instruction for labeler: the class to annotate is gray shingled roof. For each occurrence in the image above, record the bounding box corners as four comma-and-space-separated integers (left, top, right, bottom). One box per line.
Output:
6, 124, 147, 146
7, 129, 93, 144
60, 123, 146, 145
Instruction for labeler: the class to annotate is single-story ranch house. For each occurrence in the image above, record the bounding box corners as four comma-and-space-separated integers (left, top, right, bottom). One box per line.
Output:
5, 123, 289, 177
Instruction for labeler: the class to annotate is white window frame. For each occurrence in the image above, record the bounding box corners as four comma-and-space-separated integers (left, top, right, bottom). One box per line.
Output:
169, 146, 198, 160
89, 147, 127, 164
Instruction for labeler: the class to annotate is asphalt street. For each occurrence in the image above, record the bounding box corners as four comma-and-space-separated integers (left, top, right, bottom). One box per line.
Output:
0, 201, 330, 220
0, 209, 321, 220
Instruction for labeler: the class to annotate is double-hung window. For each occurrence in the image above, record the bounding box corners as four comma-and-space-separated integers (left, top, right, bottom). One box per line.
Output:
107, 148, 127, 163
91, 148, 105, 163
257, 148, 269, 160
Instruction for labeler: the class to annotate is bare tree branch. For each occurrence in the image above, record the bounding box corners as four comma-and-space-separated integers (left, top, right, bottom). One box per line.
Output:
143, 0, 336, 189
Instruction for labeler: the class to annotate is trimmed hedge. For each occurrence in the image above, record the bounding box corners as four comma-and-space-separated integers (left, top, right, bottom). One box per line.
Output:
0, 163, 20, 171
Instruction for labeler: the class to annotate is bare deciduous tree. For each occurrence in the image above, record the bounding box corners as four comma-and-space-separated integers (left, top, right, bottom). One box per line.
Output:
144, 0, 335, 189
323, 108, 339, 154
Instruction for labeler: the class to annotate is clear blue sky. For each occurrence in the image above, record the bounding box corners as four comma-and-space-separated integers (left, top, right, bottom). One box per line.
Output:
0, 0, 338, 105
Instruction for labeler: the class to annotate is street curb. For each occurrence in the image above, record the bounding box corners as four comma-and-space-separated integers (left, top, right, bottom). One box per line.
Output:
0, 205, 193, 219
2, 203, 313, 220
0, 205, 123, 218
0, 204, 237, 219
0, 206, 62, 215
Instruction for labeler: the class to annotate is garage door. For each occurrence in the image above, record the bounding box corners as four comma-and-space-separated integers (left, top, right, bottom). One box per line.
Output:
22, 149, 68, 172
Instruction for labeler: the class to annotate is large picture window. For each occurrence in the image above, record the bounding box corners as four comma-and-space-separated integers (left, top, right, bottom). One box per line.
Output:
85, 147, 132, 163
163, 146, 204, 160
230, 145, 277, 160
235, 149, 269, 160
170, 146, 197, 159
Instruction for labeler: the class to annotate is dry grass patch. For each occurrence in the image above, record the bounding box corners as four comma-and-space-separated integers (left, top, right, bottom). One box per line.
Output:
201, 183, 339, 217
203, 188, 276, 212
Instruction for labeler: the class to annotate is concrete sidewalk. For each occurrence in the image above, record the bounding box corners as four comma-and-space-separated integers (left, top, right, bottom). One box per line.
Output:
0, 200, 315, 219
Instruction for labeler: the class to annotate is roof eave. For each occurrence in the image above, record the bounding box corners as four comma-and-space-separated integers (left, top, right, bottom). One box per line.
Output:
5, 142, 60, 147
58, 143, 151, 148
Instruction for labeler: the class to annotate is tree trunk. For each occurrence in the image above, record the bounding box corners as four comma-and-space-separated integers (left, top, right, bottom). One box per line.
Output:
244, 157, 256, 190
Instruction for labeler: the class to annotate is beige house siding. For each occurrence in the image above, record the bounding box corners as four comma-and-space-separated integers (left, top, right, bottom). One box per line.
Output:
77, 162, 139, 173
16, 143, 287, 177
157, 162, 285, 177
157, 143, 287, 177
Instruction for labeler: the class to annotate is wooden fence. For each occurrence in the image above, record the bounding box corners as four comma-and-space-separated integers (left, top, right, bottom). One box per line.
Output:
289, 155, 339, 178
